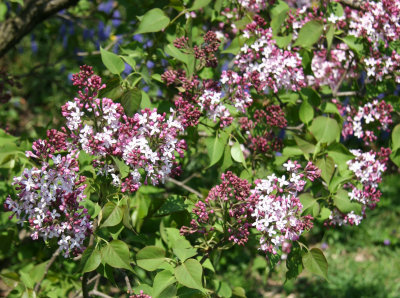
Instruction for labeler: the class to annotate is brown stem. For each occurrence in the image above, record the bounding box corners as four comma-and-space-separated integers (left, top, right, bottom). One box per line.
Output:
167, 177, 203, 198
339, 0, 362, 9
34, 247, 61, 293
125, 273, 133, 294
0, 0, 79, 57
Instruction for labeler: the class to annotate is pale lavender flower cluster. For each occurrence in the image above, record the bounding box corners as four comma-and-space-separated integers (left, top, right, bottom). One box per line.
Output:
119, 108, 186, 191
251, 161, 318, 254
61, 66, 186, 192
328, 148, 391, 226
4, 152, 92, 257
236, 0, 268, 12
348, 0, 400, 48
235, 24, 306, 93
340, 99, 393, 144
308, 43, 357, 89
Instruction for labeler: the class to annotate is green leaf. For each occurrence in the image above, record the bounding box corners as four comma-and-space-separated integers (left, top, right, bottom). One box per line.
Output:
172, 240, 197, 262
165, 44, 189, 64
155, 195, 187, 216
111, 156, 130, 178
232, 287, 246, 297
20, 271, 34, 289
81, 246, 101, 273
174, 259, 203, 291
340, 36, 364, 56
153, 270, 176, 298
309, 116, 340, 144
101, 202, 123, 228
300, 88, 321, 106
319, 207, 331, 221
391, 124, 400, 151
327, 143, 354, 172
214, 281, 232, 298
334, 189, 361, 214
294, 21, 323, 48
222, 36, 245, 55
121, 88, 142, 117
271, 10, 288, 35
390, 148, 400, 167
100, 47, 125, 75
206, 133, 227, 167
299, 193, 319, 216
326, 24, 335, 52
302, 248, 328, 279
270, 0, 289, 18
101, 240, 132, 271
274, 34, 293, 48
231, 141, 246, 166
316, 156, 335, 183
189, 0, 212, 10
136, 246, 166, 271
299, 98, 314, 124
135, 8, 170, 34
294, 136, 315, 156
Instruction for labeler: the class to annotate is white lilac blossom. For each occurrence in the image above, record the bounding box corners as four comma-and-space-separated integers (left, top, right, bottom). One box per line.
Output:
118, 108, 186, 191
327, 148, 391, 226
4, 152, 92, 257
62, 66, 187, 193
339, 99, 393, 144
235, 26, 306, 93
251, 161, 318, 254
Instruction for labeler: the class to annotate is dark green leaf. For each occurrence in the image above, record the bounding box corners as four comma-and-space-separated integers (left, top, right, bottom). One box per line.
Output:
136, 246, 166, 271
316, 156, 335, 183
174, 259, 203, 290
101, 240, 132, 271
172, 240, 197, 262
309, 117, 340, 144
302, 248, 328, 279
82, 246, 101, 273
189, 0, 212, 10
294, 21, 323, 48
391, 124, 400, 151
101, 202, 123, 228
135, 8, 170, 34
100, 47, 125, 75
152, 270, 176, 298
299, 98, 314, 124
121, 88, 142, 117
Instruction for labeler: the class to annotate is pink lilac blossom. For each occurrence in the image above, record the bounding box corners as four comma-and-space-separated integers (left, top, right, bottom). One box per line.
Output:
362, 50, 400, 83
339, 99, 393, 144
63, 66, 186, 192
308, 43, 358, 89
180, 172, 256, 246
327, 147, 391, 226
4, 151, 92, 257
118, 108, 186, 190
239, 106, 286, 154
251, 160, 317, 254
348, 0, 400, 48
130, 291, 152, 298
235, 24, 306, 93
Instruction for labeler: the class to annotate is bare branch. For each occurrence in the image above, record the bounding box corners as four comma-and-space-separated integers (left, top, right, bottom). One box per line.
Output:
34, 247, 61, 293
124, 274, 133, 295
167, 177, 204, 198
88, 290, 113, 298
0, 0, 79, 57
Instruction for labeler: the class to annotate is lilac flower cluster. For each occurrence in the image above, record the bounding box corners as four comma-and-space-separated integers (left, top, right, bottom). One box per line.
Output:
308, 43, 357, 89
251, 161, 318, 254
235, 23, 306, 93
62, 66, 186, 191
339, 99, 393, 144
130, 290, 152, 298
180, 171, 256, 246
348, 0, 400, 48
328, 148, 391, 226
239, 106, 287, 154
4, 152, 92, 257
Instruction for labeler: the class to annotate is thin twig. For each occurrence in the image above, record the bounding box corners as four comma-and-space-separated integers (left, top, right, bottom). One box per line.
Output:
167, 177, 203, 198
88, 290, 113, 298
76, 37, 121, 56
339, 0, 362, 9
286, 123, 304, 131
124, 273, 133, 294
332, 57, 354, 97
34, 247, 61, 293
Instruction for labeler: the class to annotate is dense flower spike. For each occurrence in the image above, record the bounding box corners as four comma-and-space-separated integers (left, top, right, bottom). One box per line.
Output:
181, 172, 256, 245
62, 67, 186, 192
235, 25, 306, 93
251, 161, 316, 254
4, 152, 92, 257
239, 106, 286, 154
327, 148, 391, 226
339, 99, 393, 144
129, 291, 152, 298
